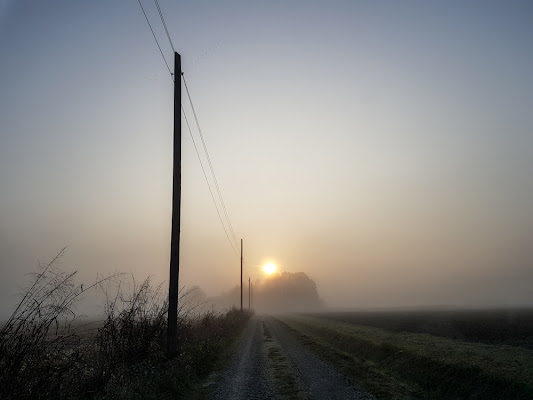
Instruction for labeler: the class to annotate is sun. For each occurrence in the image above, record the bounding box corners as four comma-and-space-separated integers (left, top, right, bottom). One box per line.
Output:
263, 262, 277, 276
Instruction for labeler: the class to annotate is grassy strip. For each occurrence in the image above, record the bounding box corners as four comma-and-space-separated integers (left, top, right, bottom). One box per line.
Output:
273, 317, 415, 399
275, 315, 533, 400
262, 320, 308, 400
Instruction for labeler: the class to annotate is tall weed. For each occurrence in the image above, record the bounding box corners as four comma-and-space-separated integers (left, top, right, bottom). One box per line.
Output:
0, 250, 251, 399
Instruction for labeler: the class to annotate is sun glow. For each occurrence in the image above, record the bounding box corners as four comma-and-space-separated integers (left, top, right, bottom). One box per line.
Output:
263, 262, 277, 276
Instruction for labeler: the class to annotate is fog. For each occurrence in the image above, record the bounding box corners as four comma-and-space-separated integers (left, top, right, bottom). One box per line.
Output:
1, 1, 533, 319
205, 272, 323, 313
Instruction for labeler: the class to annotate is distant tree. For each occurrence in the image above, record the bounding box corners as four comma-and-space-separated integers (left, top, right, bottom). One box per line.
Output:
256, 272, 324, 312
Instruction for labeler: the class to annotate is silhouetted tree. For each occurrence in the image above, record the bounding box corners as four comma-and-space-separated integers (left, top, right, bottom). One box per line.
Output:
256, 272, 324, 312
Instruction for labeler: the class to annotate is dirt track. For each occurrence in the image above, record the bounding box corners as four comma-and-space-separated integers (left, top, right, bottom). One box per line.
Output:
208, 315, 276, 400
208, 316, 373, 400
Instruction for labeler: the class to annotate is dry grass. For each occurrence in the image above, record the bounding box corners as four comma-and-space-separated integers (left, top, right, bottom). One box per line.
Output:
0, 249, 252, 399
0, 248, 119, 398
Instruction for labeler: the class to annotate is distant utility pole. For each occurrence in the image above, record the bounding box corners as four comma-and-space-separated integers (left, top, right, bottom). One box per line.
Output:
167, 52, 181, 357
248, 276, 251, 310
240, 239, 243, 311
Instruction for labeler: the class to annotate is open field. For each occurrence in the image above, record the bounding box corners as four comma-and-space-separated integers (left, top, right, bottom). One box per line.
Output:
274, 312, 533, 399
310, 308, 533, 349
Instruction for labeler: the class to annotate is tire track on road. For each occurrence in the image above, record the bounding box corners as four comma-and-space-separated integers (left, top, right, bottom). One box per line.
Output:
209, 316, 375, 400
208, 316, 277, 400
265, 316, 375, 400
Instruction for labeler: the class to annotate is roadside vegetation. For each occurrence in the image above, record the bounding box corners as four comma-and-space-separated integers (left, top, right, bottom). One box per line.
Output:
275, 314, 533, 399
0, 250, 251, 399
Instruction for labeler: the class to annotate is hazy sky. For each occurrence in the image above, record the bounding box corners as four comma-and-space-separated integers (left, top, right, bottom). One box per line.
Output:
1, 1, 533, 317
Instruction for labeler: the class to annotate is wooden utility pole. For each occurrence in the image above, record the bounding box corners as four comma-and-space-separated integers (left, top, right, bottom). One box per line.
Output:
248, 277, 251, 310
240, 239, 243, 311
167, 52, 181, 357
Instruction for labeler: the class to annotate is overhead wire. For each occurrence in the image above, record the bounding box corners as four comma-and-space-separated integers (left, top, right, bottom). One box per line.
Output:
153, 0, 175, 53
136, 0, 173, 80
137, 0, 241, 256
182, 105, 239, 257
182, 75, 240, 251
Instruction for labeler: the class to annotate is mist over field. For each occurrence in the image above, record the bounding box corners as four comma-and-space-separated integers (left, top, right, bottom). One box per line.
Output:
1, 1, 533, 319
203, 271, 324, 313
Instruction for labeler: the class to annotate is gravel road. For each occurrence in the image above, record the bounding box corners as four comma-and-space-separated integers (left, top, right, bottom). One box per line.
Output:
208, 315, 374, 400
265, 316, 374, 400
208, 316, 277, 400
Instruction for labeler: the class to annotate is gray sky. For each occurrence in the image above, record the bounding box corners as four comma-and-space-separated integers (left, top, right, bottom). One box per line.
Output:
1, 0, 533, 317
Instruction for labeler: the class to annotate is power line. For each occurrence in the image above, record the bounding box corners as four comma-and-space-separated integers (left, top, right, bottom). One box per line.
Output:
182, 75, 240, 251
182, 105, 239, 258
153, 0, 175, 53
137, 0, 173, 80
136, 0, 240, 256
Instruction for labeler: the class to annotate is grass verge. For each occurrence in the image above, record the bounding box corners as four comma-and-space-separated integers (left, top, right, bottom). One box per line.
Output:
274, 315, 533, 400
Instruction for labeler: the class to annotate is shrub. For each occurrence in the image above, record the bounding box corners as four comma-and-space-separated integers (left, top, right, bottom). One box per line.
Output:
0, 250, 252, 399
0, 248, 117, 398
